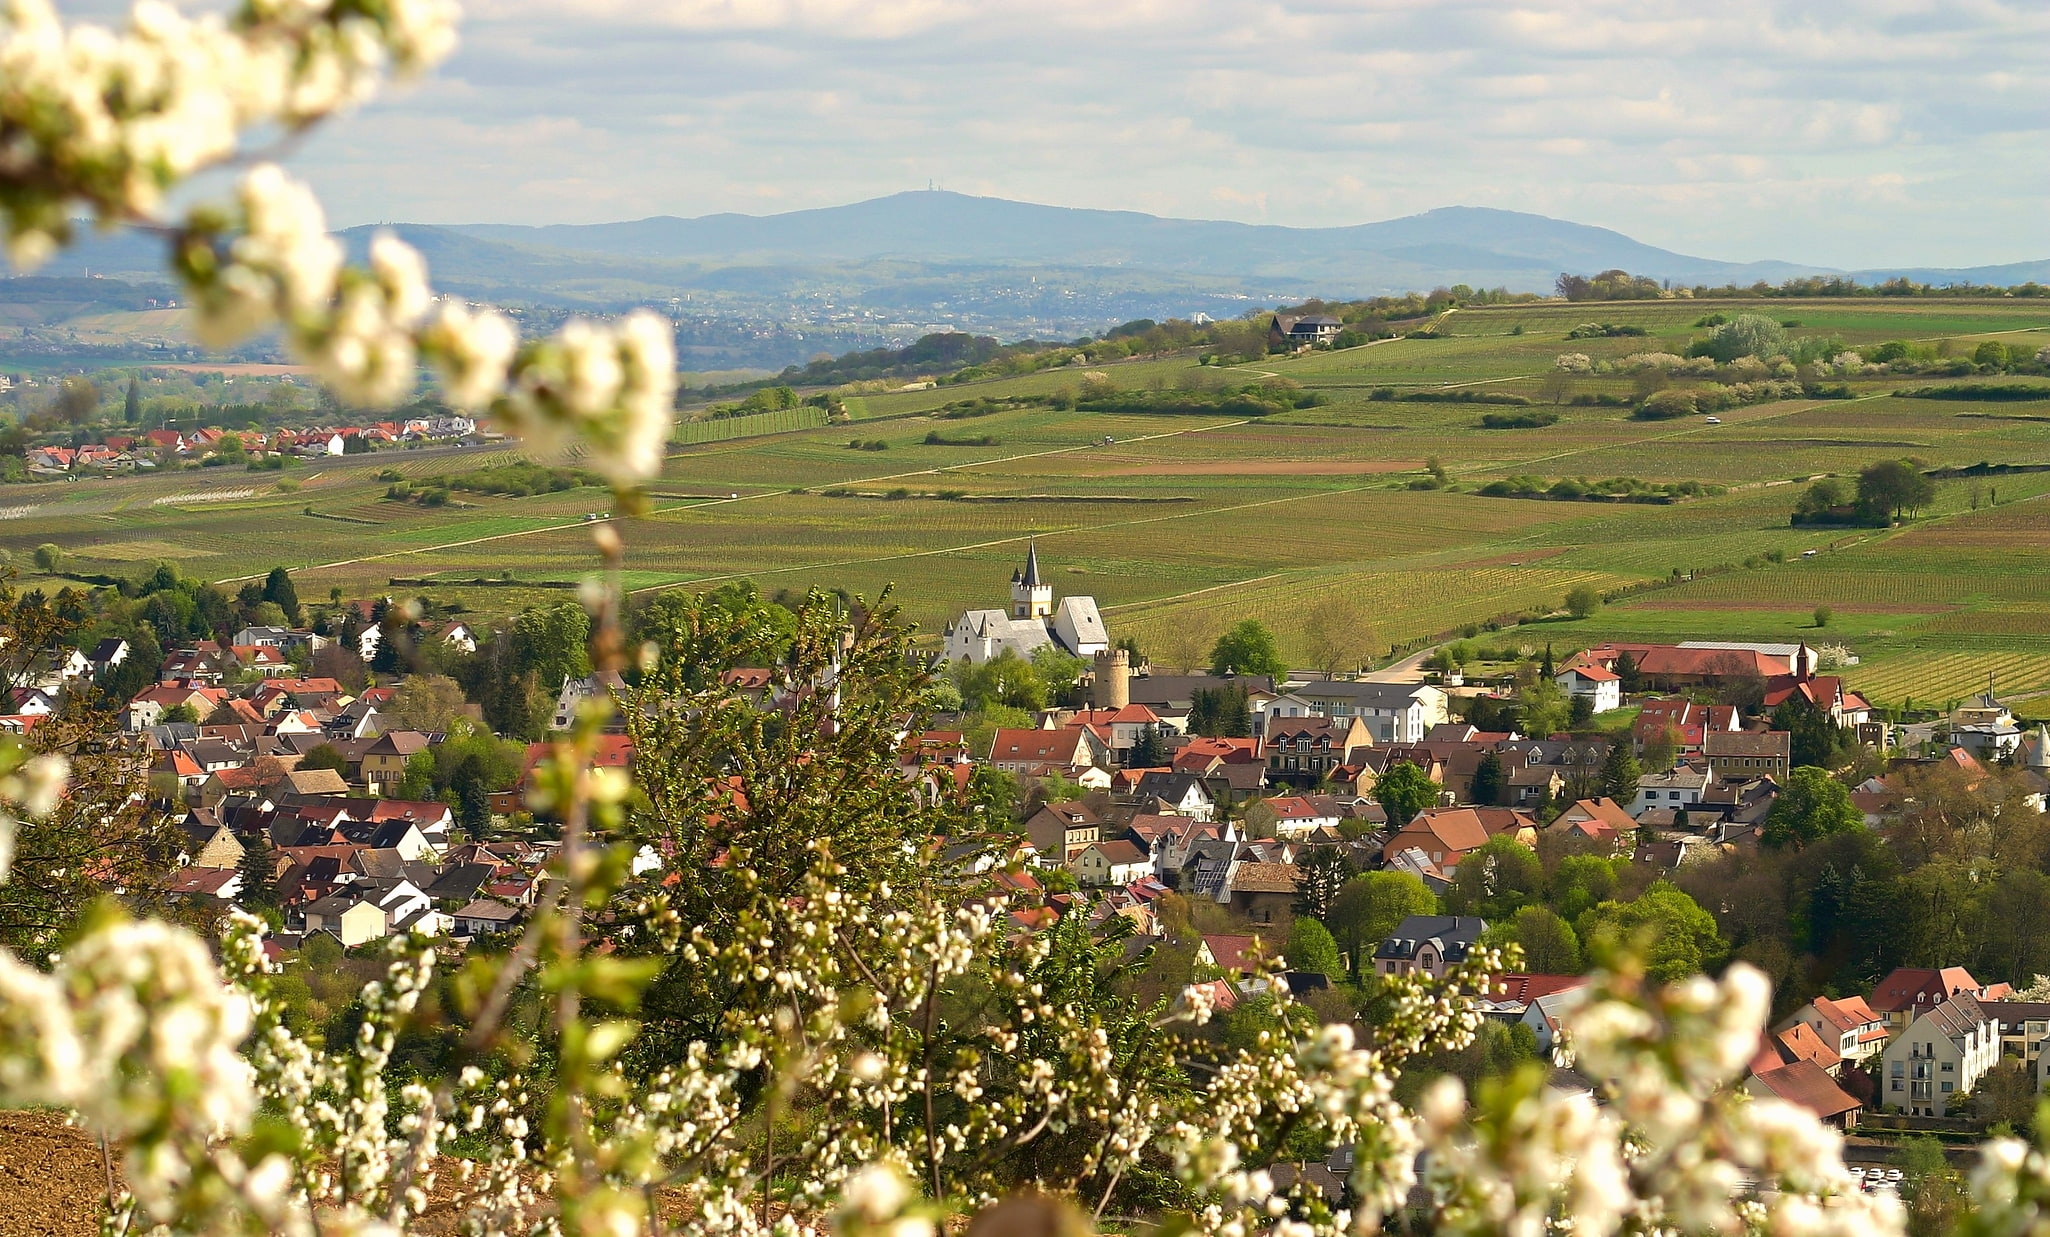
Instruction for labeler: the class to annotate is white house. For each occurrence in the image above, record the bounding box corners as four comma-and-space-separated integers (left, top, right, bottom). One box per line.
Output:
1072, 839, 1156, 887
1628, 765, 1710, 815
944, 544, 1108, 664
1555, 665, 1622, 714
1881, 993, 1999, 1117
1265, 681, 1448, 744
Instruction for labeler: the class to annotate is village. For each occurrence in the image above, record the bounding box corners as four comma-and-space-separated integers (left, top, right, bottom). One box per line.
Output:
4, 542, 2050, 1166
17, 413, 480, 475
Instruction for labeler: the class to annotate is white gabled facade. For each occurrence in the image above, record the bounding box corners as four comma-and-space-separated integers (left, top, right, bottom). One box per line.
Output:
944, 543, 1109, 664
1881, 993, 1999, 1117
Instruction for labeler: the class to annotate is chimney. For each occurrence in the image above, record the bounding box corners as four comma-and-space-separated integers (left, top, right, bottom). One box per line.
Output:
1093, 647, 1131, 710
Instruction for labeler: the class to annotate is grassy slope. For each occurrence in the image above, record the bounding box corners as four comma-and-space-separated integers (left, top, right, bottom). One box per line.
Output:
6, 298, 2050, 706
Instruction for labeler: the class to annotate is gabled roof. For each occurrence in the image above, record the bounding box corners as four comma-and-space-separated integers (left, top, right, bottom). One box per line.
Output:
1228, 861, 1299, 894
1748, 1059, 1860, 1120
1201, 932, 1269, 973
1090, 839, 1148, 866
1484, 973, 1588, 1004
1909, 992, 1992, 1040
1871, 966, 1984, 1014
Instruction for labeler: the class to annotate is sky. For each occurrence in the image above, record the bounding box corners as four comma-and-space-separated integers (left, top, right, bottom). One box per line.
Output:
245, 0, 2050, 268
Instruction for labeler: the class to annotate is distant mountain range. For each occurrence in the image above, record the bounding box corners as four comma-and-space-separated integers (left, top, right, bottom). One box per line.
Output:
37, 192, 2050, 368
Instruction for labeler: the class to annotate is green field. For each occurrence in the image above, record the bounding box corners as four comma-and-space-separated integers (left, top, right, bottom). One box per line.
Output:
6, 298, 2050, 709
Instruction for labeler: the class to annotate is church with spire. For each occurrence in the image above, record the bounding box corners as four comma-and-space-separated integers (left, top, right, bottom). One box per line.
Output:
943, 542, 1110, 664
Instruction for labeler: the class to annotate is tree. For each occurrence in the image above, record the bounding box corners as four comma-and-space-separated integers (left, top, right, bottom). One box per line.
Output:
384, 673, 470, 734
123, 376, 141, 423
1444, 835, 1543, 921
263, 566, 303, 624
51, 375, 98, 423
237, 830, 278, 910
1518, 679, 1570, 738
1508, 905, 1581, 973
300, 744, 349, 775
1564, 584, 1602, 620
1773, 693, 1848, 770
1126, 724, 1168, 770
1695, 313, 1787, 363
1763, 767, 1865, 849
1598, 740, 1642, 802
1857, 458, 1935, 523
32, 543, 62, 573
1300, 595, 1372, 676
1374, 760, 1441, 826
1327, 871, 1437, 977
160, 702, 199, 724
1613, 649, 1643, 694
1208, 619, 1286, 677
1813, 605, 1832, 629
1186, 685, 1252, 738
1549, 854, 1621, 923
1578, 881, 1727, 983
1284, 917, 1343, 979
394, 749, 436, 801
1468, 750, 1504, 806
1292, 845, 1353, 920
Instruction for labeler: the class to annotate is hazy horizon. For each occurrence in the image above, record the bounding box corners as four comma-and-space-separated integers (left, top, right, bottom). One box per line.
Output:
67, 0, 2050, 270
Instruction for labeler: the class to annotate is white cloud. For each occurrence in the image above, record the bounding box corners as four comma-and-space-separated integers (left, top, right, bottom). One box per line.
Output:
240, 0, 2050, 268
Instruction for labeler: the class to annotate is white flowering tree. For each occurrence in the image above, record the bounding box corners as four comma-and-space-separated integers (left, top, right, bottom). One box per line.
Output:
0, 4, 2045, 1237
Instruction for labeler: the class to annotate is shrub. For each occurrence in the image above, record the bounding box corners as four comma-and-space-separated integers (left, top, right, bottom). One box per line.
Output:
1634, 389, 1699, 420
1479, 410, 1560, 429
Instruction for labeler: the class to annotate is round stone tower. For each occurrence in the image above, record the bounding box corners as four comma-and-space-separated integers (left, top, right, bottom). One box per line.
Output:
1093, 647, 1131, 710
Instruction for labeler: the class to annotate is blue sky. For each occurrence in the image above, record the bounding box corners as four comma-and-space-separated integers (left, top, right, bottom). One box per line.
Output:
269, 0, 2049, 267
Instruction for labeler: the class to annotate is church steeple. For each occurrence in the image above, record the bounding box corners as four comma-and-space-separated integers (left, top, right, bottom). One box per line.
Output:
1011, 540, 1053, 619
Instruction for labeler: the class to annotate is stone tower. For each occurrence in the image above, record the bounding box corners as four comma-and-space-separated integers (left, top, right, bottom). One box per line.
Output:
1010, 540, 1053, 619
1093, 647, 1131, 710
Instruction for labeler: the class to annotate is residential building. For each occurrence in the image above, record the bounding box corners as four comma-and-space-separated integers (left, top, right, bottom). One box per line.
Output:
1383, 807, 1536, 874
1072, 839, 1155, 887
1261, 715, 1372, 784
1778, 994, 1889, 1068
1628, 765, 1710, 815
1373, 915, 1486, 979
987, 727, 1105, 777
1554, 797, 1636, 845
1746, 1060, 1862, 1128
1022, 800, 1103, 861
1881, 993, 1999, 1117
1267, 680, 1449, 745
1269, 314, 1343, 348
1982, 1002, 2050, 1065
1705, 731, 1791, 783
361, 730, 431, 794
1870, 966, 2006, 1033
1554, 664, 1621, 713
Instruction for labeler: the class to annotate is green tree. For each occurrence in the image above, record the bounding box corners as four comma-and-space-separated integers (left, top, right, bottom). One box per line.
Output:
1613, 649, 1643, 694
1578, 881, 1727, 983
1812, 604, 1832, 629
1292, 845, 1353, 920
237, 830, 278, 910
1327, 871, 1437, 978
1518, 679, 1570, 738
1598, 740, 1642, 802
1468, 750, 1504, 806
1898, 1134, 1968, 1236
1285, 917, 1343, 978
510, 602, 593, 691
262, 566, 302, 624
1445, 835, 1543, 921
957, 649, 1047, 712
1374, 760, 1441, 826
1549, 854, 1621, 923
300, 743, 349, 775
1126, 724, 1169, 769
1564, 584, 1602, 619
1762, 766, 1865, 849
123, 376, 141, 423
1696, 312, 1788, 362
1504, 905, 1581, 973
1208, 619, 1286, 677
1772, 693, 1848, 769
394, 749, 436, 800
1640, 726, 1679, 775
1857, 458, 1936, 523
160, 702, 199, 724
32, 543, 62, 573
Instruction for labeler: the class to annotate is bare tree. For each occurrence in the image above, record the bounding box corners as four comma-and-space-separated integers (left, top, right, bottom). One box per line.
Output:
1301, 594, 1375, 676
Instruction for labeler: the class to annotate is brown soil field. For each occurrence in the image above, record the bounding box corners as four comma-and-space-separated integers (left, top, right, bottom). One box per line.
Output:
0, 1110, 108, 1237
1098, 459, 1421, 476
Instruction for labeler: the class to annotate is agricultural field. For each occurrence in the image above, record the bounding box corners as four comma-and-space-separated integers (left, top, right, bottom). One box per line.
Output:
6, 297, 2050, 710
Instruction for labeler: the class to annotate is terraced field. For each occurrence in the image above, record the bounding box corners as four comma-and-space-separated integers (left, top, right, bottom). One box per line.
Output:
6, 297, 2050, 709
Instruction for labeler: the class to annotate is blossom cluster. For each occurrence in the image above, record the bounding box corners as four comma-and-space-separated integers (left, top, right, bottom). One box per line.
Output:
0, 737, 67, 881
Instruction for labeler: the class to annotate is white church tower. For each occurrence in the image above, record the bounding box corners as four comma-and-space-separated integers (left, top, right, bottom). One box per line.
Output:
1011, 540, 1053, 619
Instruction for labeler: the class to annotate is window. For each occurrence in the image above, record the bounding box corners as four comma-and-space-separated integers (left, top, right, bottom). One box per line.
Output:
1942, 1082, 1954, 1093
1892, 1080, 1902, 1092
1891, 1061, 1903, 1076
1943, 1062, 1954, 1072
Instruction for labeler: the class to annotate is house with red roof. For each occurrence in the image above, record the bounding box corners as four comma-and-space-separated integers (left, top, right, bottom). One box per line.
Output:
1632, 697, 1741, 755
1778, 994, 1890, 1067
987, 727, 1105, 776
1554, 797, 1637, 844
1553, 663, 1621, 713
1746, 1058, 1862, 1127
1869, 966, 2011, 1033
